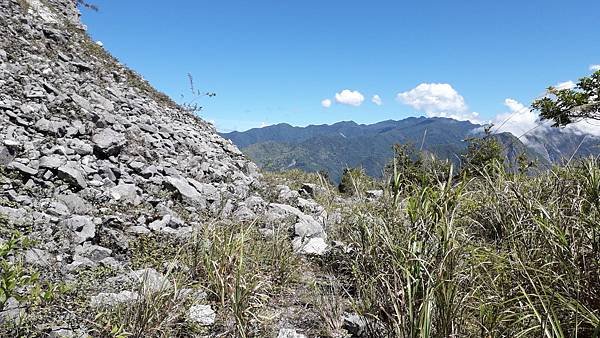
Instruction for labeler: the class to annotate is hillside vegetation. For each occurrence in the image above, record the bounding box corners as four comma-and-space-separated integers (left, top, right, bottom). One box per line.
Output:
265, 149, 600, 337
222, 118, 600, 183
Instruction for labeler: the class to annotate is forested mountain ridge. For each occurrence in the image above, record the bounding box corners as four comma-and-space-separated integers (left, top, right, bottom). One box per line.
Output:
221, 117, 591, 181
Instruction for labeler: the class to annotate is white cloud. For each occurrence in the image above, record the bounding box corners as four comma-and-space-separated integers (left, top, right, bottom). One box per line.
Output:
427, 111, 482, 124
397, 83, 480, 122
372, 95, 382, 106
554, 81, 576, 90
321, 99, 332, 108
397, 83, 468, 114
564, 119, 600, 136
335, 89, 365, 107
491, 98, 600, 141
260, 122, 270, 128
493, 99, 547, 138
590, 64, 600, 72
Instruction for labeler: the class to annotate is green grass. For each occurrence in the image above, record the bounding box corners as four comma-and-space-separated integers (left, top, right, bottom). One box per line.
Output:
318, 157, 600, 337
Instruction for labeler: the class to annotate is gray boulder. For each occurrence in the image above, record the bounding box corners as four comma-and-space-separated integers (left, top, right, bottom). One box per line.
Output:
92, 128, 126, 156
39, 155, 66, 169
57, 166, 87, 189
164, 176, 203, 205
60, 215, 95, 243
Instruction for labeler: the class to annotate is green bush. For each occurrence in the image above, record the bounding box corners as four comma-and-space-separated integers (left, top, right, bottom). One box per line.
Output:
338, 167, 378, 196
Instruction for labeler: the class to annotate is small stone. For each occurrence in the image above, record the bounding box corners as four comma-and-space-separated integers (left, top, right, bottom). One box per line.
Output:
148, 216, 169, 231
47, 201, 70, 217
366, 190, 384, 199
0, 145, 15, 166
7, 161, 38, 176
293, 237, 328, 255
126, 226, 151, 235
39, 155, 66, 169
3, 139, 21, 149
140, 165, 157, 178
277, 328, 307, 338
233, 205, 256, 221
129, 268, 171, 292
187, 304, 216, 326
75, 244, 112, 262
90, 291, 138, 308
300, 183, 317, 198
68, 139, 93, 155
128, 161, 145, 171
0, 297, 23, 323
24, 248, 53, 267
343, 312, 369, 337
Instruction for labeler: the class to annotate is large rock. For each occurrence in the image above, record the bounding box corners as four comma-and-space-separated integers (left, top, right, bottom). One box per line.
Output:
39, 155, 66, 169
57, 166, 87, 189
0, 145, 15, 166
268, 203, 326, 239
60, 215, 96, 243
109, 183, 139, 204
92, 128, 126, 156
164, 176, 203, 205
7, 161, 38, 176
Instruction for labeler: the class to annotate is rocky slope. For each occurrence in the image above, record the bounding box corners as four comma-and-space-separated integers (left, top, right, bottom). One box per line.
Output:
0, 0, 329, 336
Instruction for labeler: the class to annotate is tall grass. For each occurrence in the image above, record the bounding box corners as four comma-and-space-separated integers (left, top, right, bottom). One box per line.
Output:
327, 157, 600, 337
186, 221, 300, 337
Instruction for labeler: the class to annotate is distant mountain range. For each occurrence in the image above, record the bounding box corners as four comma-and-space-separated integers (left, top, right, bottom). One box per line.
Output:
221, 117, 600, 182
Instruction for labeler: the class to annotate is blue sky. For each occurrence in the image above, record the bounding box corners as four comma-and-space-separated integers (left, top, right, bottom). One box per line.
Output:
82, 0, 600, 132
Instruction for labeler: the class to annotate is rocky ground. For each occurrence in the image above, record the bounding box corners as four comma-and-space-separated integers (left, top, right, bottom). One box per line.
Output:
0, 1, 340, 336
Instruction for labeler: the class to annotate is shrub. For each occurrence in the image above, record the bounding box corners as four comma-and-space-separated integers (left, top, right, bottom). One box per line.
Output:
338, 167, 377, 196
461, 131, 505, 177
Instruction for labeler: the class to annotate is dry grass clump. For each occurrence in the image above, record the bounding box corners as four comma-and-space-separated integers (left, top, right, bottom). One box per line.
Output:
94, 221, 301, 337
